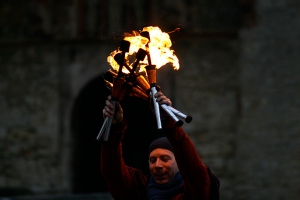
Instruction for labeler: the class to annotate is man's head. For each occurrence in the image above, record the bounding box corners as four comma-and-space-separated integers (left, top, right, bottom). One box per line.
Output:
148, 137, 179, 184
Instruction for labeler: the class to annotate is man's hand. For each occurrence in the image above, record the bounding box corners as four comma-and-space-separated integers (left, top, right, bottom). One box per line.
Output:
151, 91, 172, 120
154, 92, 172, 106
103, 95, 123, 124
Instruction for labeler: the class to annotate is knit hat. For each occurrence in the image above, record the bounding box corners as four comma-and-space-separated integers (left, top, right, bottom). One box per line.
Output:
148, 137, 173, 156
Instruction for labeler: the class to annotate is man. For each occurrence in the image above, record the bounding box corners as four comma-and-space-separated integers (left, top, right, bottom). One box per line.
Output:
101, 92, 220, 199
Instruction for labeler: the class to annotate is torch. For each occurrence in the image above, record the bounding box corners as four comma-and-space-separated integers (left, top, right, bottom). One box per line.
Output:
135, 74, 150, 93
100, 26, 193, 135
113, 48, 148, 100
104, 70, 149, 101
127, 49, 148, 82
141, 31, 163, 129
96, 40, 130, 141
145, 65, 162, 129
142, 31, 183, 128
167, 106, 193, 123
146, 65, 183, 128
114, 53, 132, 73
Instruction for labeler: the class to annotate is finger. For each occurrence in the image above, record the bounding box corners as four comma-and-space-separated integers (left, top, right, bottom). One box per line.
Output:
103, 108, 112, 118
158, 98, 172, 106
155, 93, 166, 102
102, 109, 106, 118
154, 92, 163, 98
115, 102, 122, 112
155, 94, 172, 106
105, 99, 114, 109
156, 85, 161, 92
104, 106, 114, 116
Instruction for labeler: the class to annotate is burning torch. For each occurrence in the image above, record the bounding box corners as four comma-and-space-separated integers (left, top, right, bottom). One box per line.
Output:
97, 39, 130, 141
141, 30, 184, 128
99, 26, 193, 136
146, 65, 184, 128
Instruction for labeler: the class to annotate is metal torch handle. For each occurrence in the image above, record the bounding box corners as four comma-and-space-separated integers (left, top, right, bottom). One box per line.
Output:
96, 117, 108, 140
151, 87, 162, 129
160, 104, 183, 126
167, 106, 187, 119
104, 101, 116, 141
167, 106, 192, 123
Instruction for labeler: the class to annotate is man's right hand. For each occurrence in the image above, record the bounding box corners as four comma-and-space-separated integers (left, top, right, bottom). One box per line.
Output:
103, 95, 123, 124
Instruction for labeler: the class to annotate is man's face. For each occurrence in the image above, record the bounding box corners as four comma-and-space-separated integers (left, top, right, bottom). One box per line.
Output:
149, 148, 179, 184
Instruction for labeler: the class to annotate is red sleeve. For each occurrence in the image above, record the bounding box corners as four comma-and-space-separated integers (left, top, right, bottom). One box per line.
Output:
100, 119, 148, 200
163, 118, 211, 200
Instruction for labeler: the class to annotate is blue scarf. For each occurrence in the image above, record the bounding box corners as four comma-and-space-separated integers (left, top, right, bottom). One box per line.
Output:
146, 172, 184, 200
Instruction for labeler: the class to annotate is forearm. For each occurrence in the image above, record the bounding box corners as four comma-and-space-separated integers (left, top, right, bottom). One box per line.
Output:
163, 118, 211, 200
100, 120, 132, 198
100, 119, 148, 199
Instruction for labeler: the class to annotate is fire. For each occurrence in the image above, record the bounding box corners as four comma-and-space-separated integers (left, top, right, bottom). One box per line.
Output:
107, 26, 180, 74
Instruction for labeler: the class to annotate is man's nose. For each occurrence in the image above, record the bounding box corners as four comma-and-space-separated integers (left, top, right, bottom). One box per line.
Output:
154, 159, 163, 168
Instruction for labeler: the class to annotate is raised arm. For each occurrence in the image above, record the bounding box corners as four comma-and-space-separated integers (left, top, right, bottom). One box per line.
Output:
155, 92, 219, 200
100, 96, 148, 199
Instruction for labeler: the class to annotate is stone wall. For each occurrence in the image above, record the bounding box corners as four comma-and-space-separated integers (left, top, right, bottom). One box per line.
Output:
234, 1, 300, 199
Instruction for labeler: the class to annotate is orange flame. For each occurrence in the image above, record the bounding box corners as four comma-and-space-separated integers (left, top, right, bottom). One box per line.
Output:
107, 26, 180, 74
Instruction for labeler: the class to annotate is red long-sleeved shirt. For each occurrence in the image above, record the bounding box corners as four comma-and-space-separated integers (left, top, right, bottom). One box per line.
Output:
101, 118, 219, 200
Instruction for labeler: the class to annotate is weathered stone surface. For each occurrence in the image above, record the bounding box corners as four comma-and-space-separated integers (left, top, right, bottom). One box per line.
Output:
234, 2, 300, 200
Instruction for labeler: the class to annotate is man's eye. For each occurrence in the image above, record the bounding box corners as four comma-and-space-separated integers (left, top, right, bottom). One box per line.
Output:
149, 158, 156, 163
161, 156, 171, 162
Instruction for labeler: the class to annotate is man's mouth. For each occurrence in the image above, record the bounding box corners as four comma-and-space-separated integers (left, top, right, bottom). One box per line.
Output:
153, 173, 167, 180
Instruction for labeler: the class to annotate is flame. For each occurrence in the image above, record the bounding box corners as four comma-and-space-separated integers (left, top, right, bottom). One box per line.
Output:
107, 26, 180, 74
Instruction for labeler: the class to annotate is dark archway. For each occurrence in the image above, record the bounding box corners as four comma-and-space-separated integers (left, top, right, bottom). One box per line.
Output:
71, 73, 160, 194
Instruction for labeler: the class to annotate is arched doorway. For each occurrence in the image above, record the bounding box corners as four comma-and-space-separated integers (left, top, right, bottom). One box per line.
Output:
71, 73, 160, 193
